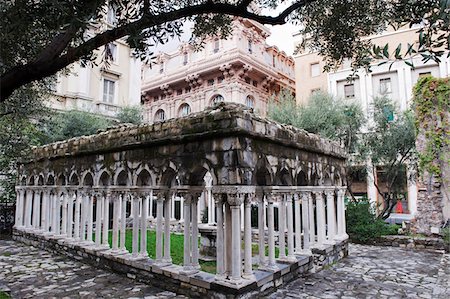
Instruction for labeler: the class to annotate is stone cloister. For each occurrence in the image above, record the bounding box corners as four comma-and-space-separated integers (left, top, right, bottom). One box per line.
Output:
13, 103, 349, 297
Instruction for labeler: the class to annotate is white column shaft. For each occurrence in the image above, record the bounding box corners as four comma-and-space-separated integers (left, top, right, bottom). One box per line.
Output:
230, 205, 241, 281
267, 201, 276, 267
258, 198, 266, 267
286, 197, 295, 259
67, 194, 74, 238
278, 199, 286, 259
326, 191, 337, 242
95, 195, 102, 246
155, 198, 164, 262
294, 195, 302, 252
302, 195, 310, 250
215, 200, 225, 277
132, 196, 140, 257
140, 195, 149, 256
191, 198, 199, 268
243, 201, 252, 277
120, 194, 127, 251
183, 200, 191, 268
112, 195, 120, 251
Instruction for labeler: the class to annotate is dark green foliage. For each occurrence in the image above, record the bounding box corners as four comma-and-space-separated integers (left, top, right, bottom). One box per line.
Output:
116, 106, 143, 125
39, 110, 114, 144
346, 197, 399, 244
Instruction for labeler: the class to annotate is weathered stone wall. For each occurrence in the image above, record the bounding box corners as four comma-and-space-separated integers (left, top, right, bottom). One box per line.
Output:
375, 235, 449, 253
13, 229, 348, 298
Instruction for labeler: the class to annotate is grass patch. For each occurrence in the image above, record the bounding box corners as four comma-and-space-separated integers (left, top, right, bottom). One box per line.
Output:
1, 252, 12, 257
0, 291, 10, 299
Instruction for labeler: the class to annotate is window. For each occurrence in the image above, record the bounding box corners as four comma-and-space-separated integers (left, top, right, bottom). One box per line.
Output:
176, 89, 183, 96
214, 39, 220, 53
217, 76, 224, 83
211, 94, 224, 105
107, 3, 117, 25
344, 84, 355, 99
207, 79, 215, 86
419, 72, 431, 78
159, 63, 164, 74
185, 87, 191, 93
106, 43, 117, 63
272, 55, 276, 67
179, 103, 191, 117
245, 95, 255, 108
154, 109, 166, 122
248, 39, 253, 54
103, 79, 115, 103
183, 53, 188, 65
252, 80, 258, 87
311, 63, 320, 77
379, 78, 392, 94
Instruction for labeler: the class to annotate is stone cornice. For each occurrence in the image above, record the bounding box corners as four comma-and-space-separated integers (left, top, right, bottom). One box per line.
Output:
23, 103, 347, 164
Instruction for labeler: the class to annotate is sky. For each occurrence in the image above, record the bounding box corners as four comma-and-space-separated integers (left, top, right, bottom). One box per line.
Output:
150, 5, 299, 57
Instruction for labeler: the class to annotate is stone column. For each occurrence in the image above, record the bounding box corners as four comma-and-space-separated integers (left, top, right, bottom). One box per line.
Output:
278, 195, 286, 259
214, 194, 225, 279
294, 193, 302, 253
308, 192, 315, 245
140, 193, 149, 257
171, 193, 176, 220
315, 191, 326, 247
325, 190, 337, 243
286, 194, 295, 261
61, 191, 67, 235
155, 193, 164, 263
87, 193, 94, 242
335, 188, 348, 241
112, 193, 120, 252
207, 187, 214, 224
267, 195, 276, 269
257, 193, 266, 268
132, 194, 140, 258
14, 189, 24, 228
80, 193, 88, 241
41, 189, 49, 233
120, 193, 127, 252
32, 189, 40, 230
66, 191, 74, 238
163, 192, 172, 264
95, 193, 102, 247
54, 192, 61, 235
74, 192, 81, 240
180, 195, 184, 221
224, 202, 232, 275
25, 189, 33, 229
149, 190, 154, 219
228, 193, 243, 282
47, 191, 53, 233
301, 192, 311, 253
102, 192, 110, 247
243, 195, 253, 279
191, 193, 199, 269
51, 193, 59, 235
181, 193, 193, 273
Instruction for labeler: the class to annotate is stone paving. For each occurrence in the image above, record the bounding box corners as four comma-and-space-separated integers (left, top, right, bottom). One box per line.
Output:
267, 244, 450, 299
1, 239, 449, 298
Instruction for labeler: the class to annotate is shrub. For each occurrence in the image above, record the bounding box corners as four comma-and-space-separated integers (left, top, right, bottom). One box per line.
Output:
346, 197, 398, 244
116, 106, 143, 125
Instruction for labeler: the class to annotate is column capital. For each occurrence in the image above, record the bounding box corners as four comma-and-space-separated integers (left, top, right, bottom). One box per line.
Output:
227, 193, 245, 206
325, 189, 335, 197
313, 190, 324, 198
293, 193, 300, 201
337, 188, 346, 197
213, 192, 224, 205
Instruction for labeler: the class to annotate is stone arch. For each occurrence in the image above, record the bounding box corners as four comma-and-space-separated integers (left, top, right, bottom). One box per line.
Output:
98, 170, 112, 186
114, 168, 131, 186
28, 175, 35, 186
56, 174, 66, 186
334, 170, 343, 186
136, 169, 152, 186
296, 170, 308, 186
46, 173, 55, 185
20, 176, 27, 186
188, 162, 216, 186
37, 175, 44, 186
323, 171, 332, 186
81, 172, 94, 187
69, 172, 80, 185
310, 171, 319, 186
255, 157, 273, 186
276, 168, 293, 186
160, 167, 178, 187
154, 108, 166, 122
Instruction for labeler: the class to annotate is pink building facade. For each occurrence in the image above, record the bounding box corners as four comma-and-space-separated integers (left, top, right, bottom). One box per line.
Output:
141, 18, 295, 123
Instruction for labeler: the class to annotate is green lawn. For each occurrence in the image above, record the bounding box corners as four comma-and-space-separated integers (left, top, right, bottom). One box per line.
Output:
93, 230, 287, 274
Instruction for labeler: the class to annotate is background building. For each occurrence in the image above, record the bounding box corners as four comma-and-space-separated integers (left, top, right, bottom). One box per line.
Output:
293, 26, 450, 222
48, 4, 142, 118
141, 18, 295, 123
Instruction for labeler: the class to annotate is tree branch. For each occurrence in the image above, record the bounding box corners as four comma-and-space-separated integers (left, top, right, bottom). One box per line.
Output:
0, 1, 315, 102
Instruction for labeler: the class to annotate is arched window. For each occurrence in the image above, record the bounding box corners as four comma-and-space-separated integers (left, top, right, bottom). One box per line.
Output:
211, 94, 224, 105
245, 95, 255, 108
178, 103, 191, 117
154, 109, 166, 122
213, 39, 220, 53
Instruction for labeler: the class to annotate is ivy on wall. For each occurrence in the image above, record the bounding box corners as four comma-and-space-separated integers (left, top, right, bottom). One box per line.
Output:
413, 76, 450, 178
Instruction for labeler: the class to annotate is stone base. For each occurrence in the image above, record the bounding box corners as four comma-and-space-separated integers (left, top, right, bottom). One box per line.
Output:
374, 235, 449, 253
13, 228, 348, 298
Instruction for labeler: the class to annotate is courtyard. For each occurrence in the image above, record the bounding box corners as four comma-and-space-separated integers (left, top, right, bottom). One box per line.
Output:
1, 239, 448, 298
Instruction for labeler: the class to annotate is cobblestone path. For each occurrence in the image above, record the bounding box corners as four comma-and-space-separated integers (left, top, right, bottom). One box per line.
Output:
267, 244, 450, 299
1, 239, 449, 298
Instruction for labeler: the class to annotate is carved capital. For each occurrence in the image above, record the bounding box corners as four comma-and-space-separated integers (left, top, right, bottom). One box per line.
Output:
227, 193, 245, 206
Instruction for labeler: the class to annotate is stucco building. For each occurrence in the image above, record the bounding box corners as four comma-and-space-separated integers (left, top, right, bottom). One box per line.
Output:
141, 18, 295, 123
49, 4, 142, 118
293, 26, 450, 222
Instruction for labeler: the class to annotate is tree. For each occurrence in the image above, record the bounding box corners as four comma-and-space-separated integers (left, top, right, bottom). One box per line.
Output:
268, 90, 364, 153
1, 0, 448, 102
116, 106, 143, 125
39, 110, 114, 144
361, 97, 417, 219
